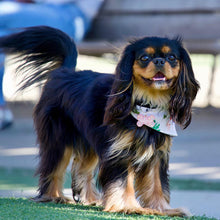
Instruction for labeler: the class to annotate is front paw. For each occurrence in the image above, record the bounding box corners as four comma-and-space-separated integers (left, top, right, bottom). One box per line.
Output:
164, 208, 192, 217
31, 194, 75, 204
104, 204, 163, 216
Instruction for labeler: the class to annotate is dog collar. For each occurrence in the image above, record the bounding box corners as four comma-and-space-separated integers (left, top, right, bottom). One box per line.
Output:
131, 104, 178, 136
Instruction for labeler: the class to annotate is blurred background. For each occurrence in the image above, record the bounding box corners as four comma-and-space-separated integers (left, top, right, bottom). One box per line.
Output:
0, 0, 220, 218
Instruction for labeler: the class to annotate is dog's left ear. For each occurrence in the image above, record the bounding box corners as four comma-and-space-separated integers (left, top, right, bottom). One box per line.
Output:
104, 45, 135, 125
169, 45, 200, 128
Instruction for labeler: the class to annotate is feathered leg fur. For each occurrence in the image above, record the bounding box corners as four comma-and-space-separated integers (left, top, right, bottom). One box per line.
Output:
71, 145, 100, 205
135, 138, 190, 217
32, 91, 77, 203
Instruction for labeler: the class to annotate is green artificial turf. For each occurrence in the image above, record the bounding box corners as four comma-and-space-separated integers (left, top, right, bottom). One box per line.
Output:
0, 198, 217, 220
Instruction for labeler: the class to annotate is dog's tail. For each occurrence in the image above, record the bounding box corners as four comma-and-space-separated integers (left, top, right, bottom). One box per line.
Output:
0, 26, 77, 90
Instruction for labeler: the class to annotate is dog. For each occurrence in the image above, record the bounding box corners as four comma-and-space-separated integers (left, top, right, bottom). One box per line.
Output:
0, 26, 199, 217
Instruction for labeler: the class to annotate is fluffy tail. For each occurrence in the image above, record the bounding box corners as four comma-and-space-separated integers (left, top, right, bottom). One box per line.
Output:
0, 26, 77, 90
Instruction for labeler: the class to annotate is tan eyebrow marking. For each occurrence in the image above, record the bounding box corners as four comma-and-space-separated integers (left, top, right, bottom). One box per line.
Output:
145, 47, 155, 54
161, 46, 171, 54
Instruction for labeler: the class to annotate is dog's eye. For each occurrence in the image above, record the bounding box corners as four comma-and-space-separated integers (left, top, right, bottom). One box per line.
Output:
140, 55, 150, 62
167, 54, 176, 62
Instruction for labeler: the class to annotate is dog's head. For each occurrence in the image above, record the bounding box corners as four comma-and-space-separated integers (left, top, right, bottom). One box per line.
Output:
104, 37, 199, 128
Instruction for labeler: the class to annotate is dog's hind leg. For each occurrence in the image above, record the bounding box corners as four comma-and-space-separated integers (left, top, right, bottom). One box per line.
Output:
71, 145, 100, 206
31, 89, 79, 204
33, 146, 74, 204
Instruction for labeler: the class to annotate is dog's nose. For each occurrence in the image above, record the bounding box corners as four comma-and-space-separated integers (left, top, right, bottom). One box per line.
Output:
153, 58, 165, 67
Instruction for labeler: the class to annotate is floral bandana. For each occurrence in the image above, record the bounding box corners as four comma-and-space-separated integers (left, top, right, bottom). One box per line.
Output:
131, 104, 178, 136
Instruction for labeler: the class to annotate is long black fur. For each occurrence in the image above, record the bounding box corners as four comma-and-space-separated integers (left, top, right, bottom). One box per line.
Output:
0, 26, 77, 90
0, 26, 199, 213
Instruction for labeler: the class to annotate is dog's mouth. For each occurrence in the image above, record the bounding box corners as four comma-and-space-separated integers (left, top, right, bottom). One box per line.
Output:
141, 72, 172, 83
140, 72, 174, 90
151, 72, 167, 81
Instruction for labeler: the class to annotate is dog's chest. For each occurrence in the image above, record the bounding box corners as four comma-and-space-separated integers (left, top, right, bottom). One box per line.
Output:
109, 124, 171, 169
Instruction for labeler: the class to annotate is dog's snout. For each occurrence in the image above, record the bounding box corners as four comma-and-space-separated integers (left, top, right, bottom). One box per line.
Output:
153, 58, 165, 67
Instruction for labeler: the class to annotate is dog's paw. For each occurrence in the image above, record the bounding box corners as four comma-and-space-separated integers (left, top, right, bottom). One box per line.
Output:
73, 193, 102, 206
31, 195, 75, 204
104, 205, 163, 216
53, 196, 75, 204
164, 208, 192, 217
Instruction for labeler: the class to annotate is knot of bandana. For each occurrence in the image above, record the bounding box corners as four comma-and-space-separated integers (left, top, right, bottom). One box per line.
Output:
131, 104, 177, 137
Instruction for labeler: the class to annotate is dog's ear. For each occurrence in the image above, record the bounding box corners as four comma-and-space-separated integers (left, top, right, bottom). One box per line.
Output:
104, 45, 135, 125
169, 45, 200, 128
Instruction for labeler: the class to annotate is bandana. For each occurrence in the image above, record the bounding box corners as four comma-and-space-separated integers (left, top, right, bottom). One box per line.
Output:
131, 104, 178, 136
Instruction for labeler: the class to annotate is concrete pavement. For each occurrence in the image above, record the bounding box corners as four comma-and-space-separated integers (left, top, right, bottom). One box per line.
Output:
0, 102, 220, 218
170, 107, 220, 181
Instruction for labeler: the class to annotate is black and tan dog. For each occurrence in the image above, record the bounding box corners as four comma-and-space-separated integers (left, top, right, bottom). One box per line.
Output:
0, 26, 199, 217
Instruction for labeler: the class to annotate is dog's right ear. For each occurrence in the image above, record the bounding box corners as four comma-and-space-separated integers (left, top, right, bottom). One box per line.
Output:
169, 43, 199, 129
103, 45, 135, 125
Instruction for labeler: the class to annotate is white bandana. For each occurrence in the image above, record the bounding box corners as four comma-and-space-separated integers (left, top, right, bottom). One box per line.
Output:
131, 104, 178, 137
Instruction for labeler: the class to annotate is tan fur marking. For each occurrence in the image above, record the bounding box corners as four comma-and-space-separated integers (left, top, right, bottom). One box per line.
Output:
172, 60, 180, 77
161, 46, 171, 54
134, 145, 155, 167
71, 149, 100, 205
163, 61, 180, 79
109, 131, 134, 158
149, 160, 169, 210
133, 60, 156, 80
104, 168, 163, 215
125, 168, 138, 208
135, 157, 170, 212
145, 47, 155, 54
46, 147, 73, 202
132, 82, 171, 108
103, 180, 125, 212
84, 173, 99, 205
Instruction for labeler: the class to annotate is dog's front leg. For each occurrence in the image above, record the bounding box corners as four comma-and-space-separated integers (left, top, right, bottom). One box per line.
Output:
99, 161, 162, 215
135, 149, 190, 217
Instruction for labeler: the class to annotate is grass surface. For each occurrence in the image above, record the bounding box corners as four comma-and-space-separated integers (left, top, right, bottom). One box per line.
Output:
0, 198, 217, 220
1, 167, 220, 191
